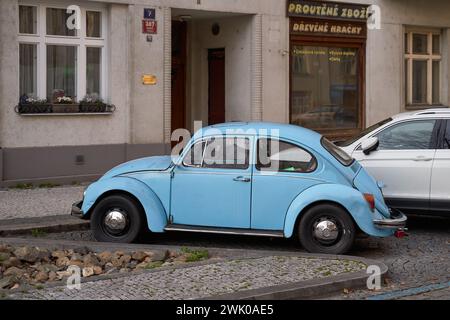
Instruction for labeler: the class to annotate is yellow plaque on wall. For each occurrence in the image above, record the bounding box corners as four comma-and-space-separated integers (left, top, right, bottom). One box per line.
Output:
142, 74, 157, 85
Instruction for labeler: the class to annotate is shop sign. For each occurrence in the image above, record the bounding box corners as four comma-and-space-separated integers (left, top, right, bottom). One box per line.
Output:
287, 0, 370, 22
142, 19, 157, 34
291, 19, 366, 37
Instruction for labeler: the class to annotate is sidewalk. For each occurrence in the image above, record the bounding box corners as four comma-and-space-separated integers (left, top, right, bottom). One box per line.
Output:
0, 185, 85, 220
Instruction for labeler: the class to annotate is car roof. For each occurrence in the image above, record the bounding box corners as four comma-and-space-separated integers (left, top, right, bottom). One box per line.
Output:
392, 108, 450, 120
195, 121, 323, 146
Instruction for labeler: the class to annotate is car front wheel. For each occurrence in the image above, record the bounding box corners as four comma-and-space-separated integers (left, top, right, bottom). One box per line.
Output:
298, 204, 355, 254
90, 194, 143, 243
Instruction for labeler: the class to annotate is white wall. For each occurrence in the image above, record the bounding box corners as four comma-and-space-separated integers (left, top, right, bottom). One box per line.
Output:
0, 1, 131, 148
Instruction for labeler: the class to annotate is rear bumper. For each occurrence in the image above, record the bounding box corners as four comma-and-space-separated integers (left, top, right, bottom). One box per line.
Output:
373, 208, 407, 229
71, 200, 85, 219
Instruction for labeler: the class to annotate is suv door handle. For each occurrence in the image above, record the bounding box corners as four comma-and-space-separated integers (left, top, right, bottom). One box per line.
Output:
233, 176, 251, 182
413, 156, 433, 161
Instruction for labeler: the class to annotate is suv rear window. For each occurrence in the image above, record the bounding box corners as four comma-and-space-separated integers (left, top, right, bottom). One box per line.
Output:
321, 137, 354, 166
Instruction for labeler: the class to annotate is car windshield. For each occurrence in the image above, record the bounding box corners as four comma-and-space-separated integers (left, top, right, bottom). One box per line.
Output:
335, 117, 393, 147
321, 137, 354, 166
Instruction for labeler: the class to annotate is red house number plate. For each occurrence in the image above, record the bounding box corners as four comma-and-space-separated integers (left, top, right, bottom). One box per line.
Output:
142, 20, 157, 34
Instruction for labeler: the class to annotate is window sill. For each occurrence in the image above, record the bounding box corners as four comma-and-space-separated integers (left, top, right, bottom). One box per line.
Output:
18, 112, 114, 117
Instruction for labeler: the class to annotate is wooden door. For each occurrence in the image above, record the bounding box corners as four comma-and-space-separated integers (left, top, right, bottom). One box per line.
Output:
208, 48, 225, 125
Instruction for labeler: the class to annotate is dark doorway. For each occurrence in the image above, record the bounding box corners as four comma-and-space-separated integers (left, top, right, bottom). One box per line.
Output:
208, 48, 225, 125
171, 21, 187, 137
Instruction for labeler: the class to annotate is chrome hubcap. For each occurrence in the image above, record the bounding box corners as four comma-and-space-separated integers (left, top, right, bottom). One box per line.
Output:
313, 218, 339, 242
104, 209, 128, 233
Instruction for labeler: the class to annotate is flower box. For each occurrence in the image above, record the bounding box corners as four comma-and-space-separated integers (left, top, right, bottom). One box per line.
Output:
16, 103, 52, 114
79, 103, 108, 113
51, 104, 80, 113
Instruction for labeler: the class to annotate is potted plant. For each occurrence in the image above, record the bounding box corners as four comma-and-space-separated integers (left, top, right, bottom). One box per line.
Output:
79, 94, 115, 113
51, 89, 79, 113
15, 95, 51, 114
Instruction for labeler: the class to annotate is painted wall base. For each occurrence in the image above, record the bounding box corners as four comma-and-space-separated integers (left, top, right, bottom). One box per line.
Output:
0, 143, 170, 187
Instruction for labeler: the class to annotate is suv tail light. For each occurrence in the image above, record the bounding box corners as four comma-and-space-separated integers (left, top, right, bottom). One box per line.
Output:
363, 193, 375, 211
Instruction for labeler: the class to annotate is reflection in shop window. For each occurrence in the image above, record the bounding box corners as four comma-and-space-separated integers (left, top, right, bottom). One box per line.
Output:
291, 45, 360, 131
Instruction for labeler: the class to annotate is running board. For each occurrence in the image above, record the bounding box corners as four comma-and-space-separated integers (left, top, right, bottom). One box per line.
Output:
164, 224, 284, 238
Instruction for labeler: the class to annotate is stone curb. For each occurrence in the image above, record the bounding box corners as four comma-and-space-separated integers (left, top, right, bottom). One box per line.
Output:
204, 256, 387, 300
0, 215, 89, 237
0, 237, 388, 300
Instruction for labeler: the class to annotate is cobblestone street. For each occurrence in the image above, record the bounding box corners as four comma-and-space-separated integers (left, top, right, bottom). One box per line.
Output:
15, 214, 450, 300
1, 185, 449, 300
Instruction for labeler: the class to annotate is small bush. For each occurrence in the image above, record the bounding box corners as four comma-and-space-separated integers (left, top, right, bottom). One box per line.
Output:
31, 229, 47, 238
145, 261, 164, 269
181, 247, 209, 262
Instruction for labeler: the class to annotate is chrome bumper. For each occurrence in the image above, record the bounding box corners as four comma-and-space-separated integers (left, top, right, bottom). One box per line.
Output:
373, 209, 407, 229
71, 200, 85, 219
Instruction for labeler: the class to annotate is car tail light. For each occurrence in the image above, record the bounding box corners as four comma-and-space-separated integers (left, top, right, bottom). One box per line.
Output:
363, 193, 375, 211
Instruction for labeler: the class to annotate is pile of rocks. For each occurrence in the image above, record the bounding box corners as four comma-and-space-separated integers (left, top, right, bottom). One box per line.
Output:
0, 244, 193, 290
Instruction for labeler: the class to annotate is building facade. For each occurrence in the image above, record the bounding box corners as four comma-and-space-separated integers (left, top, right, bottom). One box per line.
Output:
0, 0, 449, 186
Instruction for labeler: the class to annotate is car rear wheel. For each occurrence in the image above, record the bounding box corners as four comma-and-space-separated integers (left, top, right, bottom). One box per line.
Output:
91, 194, 143, 243
298, 204, 355, 254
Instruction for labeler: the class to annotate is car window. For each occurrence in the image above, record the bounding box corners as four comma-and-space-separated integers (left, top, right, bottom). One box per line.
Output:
256, 139, 317, 173
182, 140, 206, 167
336, 117, 393, 147
202, 137, 250, 170
375, 120, 436, 150
444, 120, 450, 149
321, 137, 354, 166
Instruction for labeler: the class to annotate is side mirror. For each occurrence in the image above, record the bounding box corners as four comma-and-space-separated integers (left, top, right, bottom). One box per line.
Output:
361, 137, 379, 155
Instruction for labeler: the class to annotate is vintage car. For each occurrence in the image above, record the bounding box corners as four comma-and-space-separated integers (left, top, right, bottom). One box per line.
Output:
72, 122, 406, 254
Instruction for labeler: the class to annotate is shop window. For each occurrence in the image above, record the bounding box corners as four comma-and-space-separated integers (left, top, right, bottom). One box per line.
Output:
405, 31, 441, 107
290, 45, 360, 131
18, 3, 107, 102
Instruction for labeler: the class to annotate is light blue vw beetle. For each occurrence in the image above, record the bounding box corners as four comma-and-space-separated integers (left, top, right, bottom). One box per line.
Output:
72, 122, 407, 254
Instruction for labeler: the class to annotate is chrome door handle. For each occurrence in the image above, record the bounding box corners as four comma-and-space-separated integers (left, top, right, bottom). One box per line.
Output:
413, 156, 432, 161
233, 176, 251, 182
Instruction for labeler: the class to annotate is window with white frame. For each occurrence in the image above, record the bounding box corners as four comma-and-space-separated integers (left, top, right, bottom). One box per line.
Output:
18, 3, 107, 102
404, 30, 441, 107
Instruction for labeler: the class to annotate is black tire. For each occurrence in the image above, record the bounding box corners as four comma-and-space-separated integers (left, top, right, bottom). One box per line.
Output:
298, 204, 355, 254
90, 194, 143, 243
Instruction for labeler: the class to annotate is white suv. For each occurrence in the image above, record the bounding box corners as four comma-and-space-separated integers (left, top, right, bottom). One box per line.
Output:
337, 108, 450, 216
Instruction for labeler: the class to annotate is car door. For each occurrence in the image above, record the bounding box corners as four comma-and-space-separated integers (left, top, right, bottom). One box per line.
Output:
352, 119, 437, 211
251, 138, 321, 230
430, 119, 450, 213
170, 135, 252, 228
